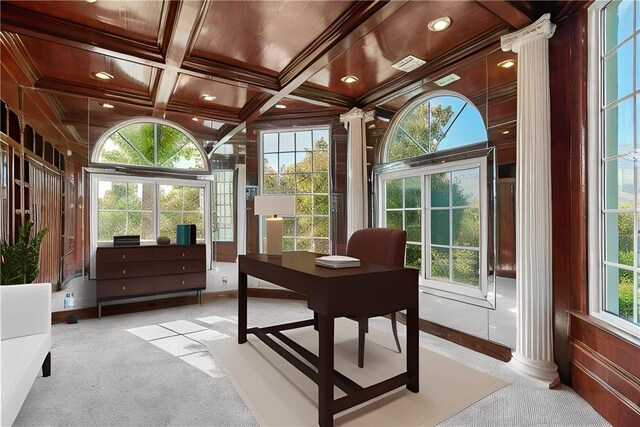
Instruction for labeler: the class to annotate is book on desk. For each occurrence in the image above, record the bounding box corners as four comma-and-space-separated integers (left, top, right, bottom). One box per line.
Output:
315, 255, 361, 268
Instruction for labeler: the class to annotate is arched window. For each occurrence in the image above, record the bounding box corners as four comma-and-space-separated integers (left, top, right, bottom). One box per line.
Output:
385, 92, 487, 162
376, 90, 494, 309
92, 118, 209, 172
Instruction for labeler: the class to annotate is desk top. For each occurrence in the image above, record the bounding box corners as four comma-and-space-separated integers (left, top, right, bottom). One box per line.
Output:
239, 252, 418, 317
241, 251, 408, 278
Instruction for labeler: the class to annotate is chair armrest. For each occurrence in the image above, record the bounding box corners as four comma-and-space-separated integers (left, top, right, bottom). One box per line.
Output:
1, 283, 51, 340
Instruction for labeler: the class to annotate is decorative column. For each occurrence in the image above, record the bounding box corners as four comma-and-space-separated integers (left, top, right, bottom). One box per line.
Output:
340, 108, 374, 238
501, 14, 560, 388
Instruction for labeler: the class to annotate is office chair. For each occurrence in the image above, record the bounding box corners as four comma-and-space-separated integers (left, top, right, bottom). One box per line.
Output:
346, 227, 406, 368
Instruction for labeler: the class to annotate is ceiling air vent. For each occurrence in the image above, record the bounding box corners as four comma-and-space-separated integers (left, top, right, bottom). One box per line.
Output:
391, 55, 426, 73
433, 73, 460, 87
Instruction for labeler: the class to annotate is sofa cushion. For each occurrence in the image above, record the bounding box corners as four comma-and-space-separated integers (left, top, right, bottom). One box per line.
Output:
1, 333, 51, 426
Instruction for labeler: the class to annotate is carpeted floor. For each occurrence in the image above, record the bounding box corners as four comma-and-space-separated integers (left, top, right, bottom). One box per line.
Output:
14, 297, 609, 426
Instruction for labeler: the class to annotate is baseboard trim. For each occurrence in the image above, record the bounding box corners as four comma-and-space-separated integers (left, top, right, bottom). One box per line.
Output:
396, 312, 513, 362
51, 288, 305, 323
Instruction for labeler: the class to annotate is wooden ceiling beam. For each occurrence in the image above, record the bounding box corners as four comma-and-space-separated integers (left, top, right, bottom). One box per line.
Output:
167, 102, 241, 125
290, 86, 356, 109
181, 57, 280, 91
152, 0, 208, 118
0, 2, 165, 65
35, 77, 153, 108
476, 1, 533, 29
215, 0, 409, 148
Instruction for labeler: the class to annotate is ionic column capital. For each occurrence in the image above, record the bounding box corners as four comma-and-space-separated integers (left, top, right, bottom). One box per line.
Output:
501, 13, 556, 53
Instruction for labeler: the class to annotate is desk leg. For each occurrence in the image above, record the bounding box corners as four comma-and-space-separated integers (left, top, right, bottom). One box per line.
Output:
318, 314, 334, 427
238, 272, 247, 344
406, 307, 419, 393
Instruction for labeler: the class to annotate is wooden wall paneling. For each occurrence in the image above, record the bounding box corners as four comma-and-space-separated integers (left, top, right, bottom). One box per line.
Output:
1, 101, 7, 134
34, 133, 43, 158
496, 178, 516, 278
549, 8, 588, 386
569, 312, 640, 425
23, 124, 33, 152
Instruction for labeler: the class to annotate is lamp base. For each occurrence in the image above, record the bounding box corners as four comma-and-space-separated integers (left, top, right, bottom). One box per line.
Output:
266, 217, 283, 257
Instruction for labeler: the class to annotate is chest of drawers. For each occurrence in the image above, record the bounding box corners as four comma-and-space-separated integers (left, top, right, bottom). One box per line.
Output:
95, 245, 206, 317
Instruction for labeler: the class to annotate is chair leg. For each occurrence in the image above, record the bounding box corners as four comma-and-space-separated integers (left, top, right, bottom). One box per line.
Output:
358, 318, 366, 368
314, 312, 319, 331
42, 352, 51, 377
391, 312, 402, 353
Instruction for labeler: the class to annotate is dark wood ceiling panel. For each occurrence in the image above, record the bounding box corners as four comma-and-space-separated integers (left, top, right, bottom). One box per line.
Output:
189, 0, 355, 75
3, 0, 165, 45
171, 74, 260, 111
164, 110, 225, 143
306, 0, 504, 98
19, 35, 157, 100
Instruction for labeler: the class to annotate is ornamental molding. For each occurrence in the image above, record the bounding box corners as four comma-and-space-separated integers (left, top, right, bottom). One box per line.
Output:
501, 13, 556, 53
340, 107, 365, 122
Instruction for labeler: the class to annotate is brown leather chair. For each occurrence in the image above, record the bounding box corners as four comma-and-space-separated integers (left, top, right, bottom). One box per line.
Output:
346, 227, 406, 368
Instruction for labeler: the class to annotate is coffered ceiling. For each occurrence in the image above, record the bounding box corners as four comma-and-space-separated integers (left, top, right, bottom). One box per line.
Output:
0, 0, 572, 156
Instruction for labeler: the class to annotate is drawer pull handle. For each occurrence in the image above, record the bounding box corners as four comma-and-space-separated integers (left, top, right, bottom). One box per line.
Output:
182, 252, 185, 257
182, 266, 186, 270
122, 254, 126, 259
123, 269, 126, 275
182, 280, 185, 285
122, 286, 126, 290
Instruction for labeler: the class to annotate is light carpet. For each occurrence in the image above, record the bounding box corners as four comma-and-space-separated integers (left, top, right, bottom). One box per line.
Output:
205, 318, 505, 426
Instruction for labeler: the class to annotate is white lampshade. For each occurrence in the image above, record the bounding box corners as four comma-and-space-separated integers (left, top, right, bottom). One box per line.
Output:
254, 195, 295, 257
254, 195, 296, 216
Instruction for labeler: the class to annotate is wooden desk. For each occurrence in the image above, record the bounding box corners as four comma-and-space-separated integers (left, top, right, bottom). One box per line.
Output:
238, 251, 419, 427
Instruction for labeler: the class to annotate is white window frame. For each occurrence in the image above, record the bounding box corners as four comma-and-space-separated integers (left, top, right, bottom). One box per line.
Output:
258, 126, 332, 253
89, 173, 211, 278
588, 0, 640, 337
212, 170, 234, 242
377, 155, 490, 306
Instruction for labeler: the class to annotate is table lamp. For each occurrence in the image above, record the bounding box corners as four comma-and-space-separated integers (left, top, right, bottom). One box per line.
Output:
254, 195, 296, 256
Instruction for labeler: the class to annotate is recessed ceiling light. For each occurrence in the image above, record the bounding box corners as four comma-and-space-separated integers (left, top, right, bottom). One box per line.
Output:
340, 75, 359, 84
275, 104, 287, 109
86, 0, 98, 3
502, 130, 510, 135
367, 123, 376, 129
498, 59, 516, 69
93, 71, 114, 80
201, 94, 216, 102
428, 16, 451, 32
192, 116, 199, 122
100, 103, 114, 109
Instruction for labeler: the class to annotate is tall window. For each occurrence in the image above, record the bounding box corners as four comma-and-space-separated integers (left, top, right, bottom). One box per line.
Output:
589, 0, 640, 334
90, 118, 212, 277
261, 128, 330, 253
378, 92, 492, 306
212, 170, 234, 241
378, 158, 488, 303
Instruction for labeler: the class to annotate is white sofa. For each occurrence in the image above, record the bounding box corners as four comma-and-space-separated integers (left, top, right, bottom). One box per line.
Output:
1, 283, 51, 426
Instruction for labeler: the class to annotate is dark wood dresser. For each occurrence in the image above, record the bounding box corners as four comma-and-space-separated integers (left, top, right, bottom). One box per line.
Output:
95, 244, 206, 317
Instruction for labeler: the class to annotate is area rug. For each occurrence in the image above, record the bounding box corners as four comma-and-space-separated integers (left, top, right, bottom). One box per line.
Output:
204, 318, 505, 426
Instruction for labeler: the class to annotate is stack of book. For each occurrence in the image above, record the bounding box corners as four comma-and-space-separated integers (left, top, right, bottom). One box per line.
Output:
315, 255, 361, 269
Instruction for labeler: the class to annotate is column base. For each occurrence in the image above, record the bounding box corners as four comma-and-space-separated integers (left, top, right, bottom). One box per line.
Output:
508, 351, 560, 388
